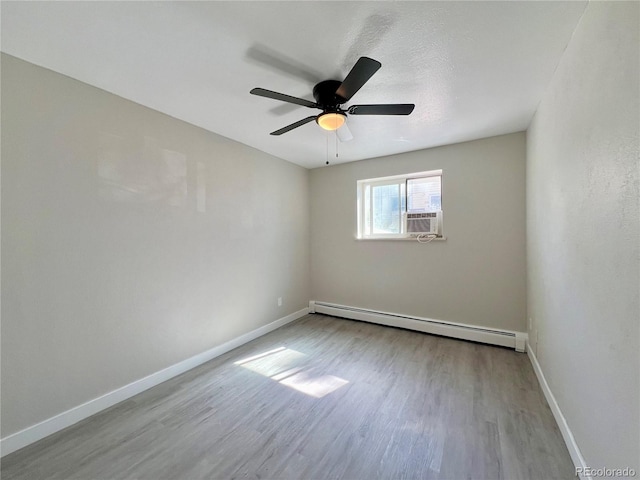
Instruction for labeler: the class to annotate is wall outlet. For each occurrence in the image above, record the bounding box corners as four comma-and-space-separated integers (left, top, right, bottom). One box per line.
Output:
277, 297, 282, 307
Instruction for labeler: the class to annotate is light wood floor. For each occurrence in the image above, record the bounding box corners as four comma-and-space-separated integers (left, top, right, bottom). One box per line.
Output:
1, 314, 575, 479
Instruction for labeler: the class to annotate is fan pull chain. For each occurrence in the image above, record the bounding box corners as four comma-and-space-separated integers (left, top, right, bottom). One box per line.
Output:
326, 131, 330, 165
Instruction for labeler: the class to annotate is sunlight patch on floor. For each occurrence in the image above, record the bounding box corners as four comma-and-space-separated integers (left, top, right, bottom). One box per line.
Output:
234, 346, 287, 365
279, 369, 349, 398
234, 347, 349, 398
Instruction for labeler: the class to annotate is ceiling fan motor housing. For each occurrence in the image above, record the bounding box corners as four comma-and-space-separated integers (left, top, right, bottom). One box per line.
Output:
313, 80, 345, 109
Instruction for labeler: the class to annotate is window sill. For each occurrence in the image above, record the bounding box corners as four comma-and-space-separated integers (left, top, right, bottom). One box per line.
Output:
355, 236, 447, 242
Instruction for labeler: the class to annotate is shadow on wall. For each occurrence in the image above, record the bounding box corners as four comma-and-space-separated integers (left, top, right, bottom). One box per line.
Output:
98, 132, 206, 212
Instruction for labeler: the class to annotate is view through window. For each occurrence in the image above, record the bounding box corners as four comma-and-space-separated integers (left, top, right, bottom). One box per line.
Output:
357, 170, 442, 239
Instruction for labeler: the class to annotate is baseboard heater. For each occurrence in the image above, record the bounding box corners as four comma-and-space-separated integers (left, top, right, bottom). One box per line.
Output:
310, 301, 526, 352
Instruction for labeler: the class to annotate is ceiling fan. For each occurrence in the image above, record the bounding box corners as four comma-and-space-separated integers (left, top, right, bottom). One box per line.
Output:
250, 57, 415, 137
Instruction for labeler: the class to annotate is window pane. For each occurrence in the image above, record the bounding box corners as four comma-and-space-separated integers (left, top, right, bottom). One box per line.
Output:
372, 183, 401, 234
407, 176, 441, 213
364, 184, 371, 235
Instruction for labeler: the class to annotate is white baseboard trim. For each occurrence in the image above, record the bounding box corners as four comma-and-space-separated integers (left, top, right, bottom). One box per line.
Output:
527, 342, 589, 480
310, 301, 527, 351
0, 307, 309, 458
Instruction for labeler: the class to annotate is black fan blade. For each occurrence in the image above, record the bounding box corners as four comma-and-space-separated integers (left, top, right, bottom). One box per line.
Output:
335, 57, 382, 102
250, 88, 319, 109
270, 116, 317, 135
348, 104, 415, 115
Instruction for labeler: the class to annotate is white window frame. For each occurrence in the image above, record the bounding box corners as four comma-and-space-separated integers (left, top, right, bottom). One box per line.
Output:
357, 169, 443, 240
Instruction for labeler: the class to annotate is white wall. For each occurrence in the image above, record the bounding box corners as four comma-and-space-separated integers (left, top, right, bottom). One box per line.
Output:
310, 133, 526, 332
0, 54, 310, 438
527, 1, 639, 471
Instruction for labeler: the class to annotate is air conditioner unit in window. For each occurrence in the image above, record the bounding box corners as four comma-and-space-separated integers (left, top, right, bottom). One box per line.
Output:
406, 211, 442, 236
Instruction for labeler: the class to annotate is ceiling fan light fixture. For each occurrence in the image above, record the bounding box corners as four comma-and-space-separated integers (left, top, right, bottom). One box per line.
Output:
317, 112, 346, 131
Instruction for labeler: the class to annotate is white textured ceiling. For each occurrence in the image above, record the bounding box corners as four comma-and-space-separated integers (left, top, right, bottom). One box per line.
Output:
1, 1, 586, 169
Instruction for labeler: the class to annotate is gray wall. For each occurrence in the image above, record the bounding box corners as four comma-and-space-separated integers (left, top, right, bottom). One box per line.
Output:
526, 1, 639, 470
1, 54, 310, 437
310, 133, 526, 332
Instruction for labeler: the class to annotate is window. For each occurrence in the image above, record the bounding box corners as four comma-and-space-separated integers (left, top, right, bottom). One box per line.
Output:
357, 170, 443, 239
